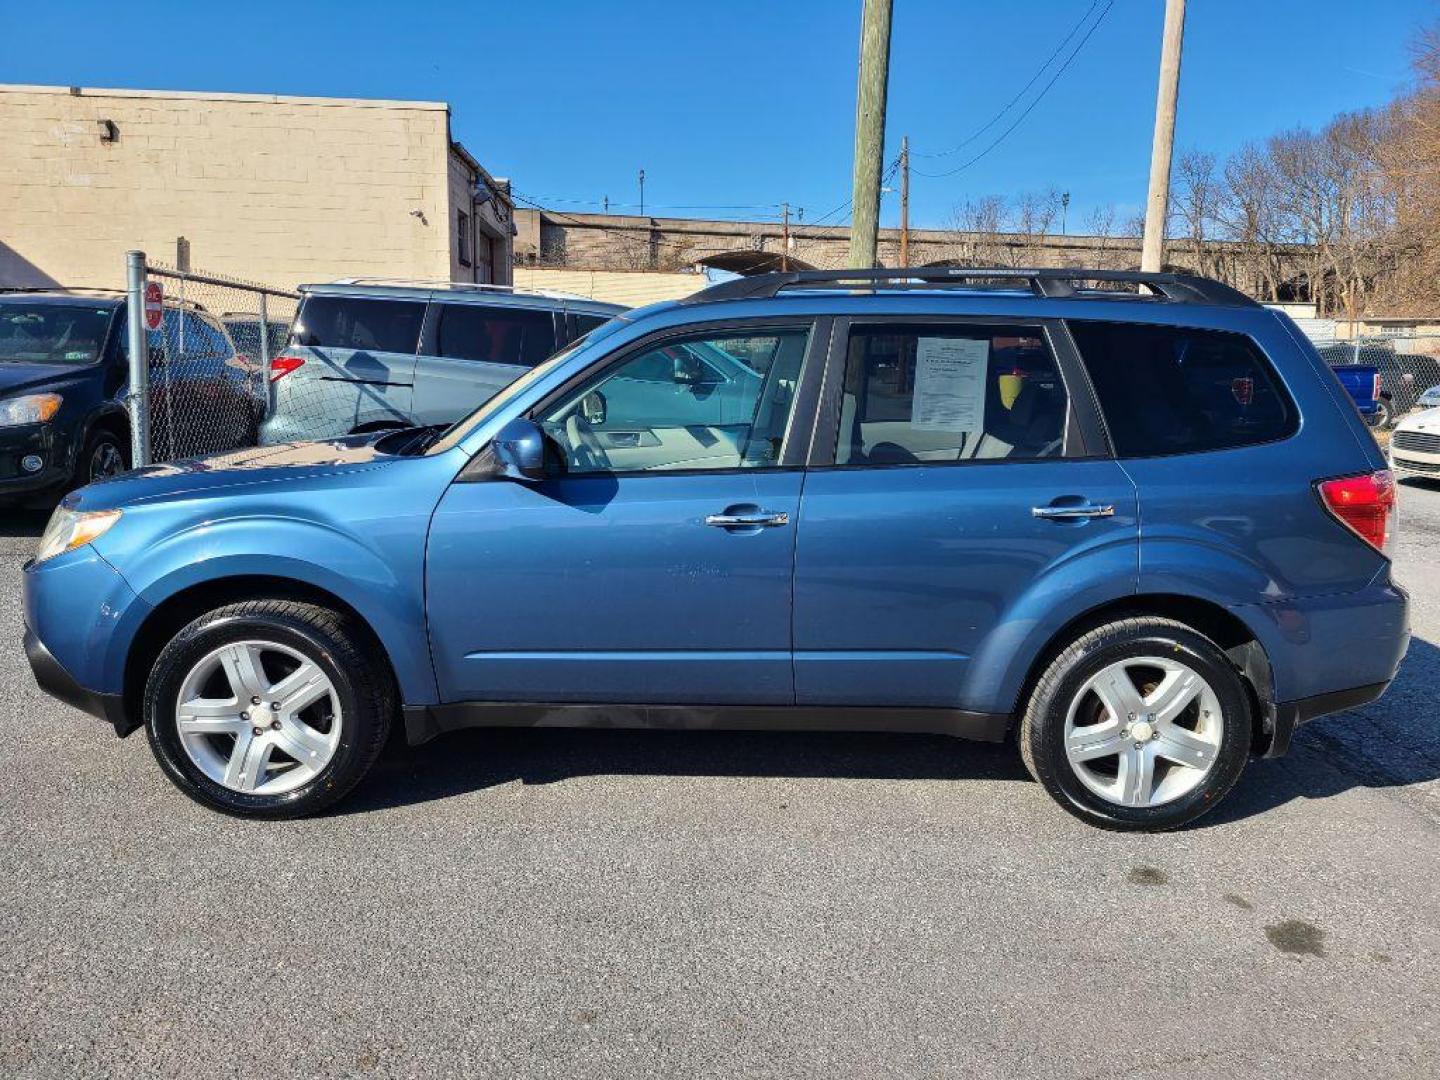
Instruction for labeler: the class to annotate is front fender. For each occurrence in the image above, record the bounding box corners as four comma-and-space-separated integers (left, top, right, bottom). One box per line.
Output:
94, 513, 438, 706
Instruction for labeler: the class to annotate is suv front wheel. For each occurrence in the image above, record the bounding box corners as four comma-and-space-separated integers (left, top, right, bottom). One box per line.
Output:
143, 600, 394, 817
1019, 616, 1253, 831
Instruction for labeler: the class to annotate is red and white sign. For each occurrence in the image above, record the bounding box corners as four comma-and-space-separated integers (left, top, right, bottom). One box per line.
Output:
143, 280, 164, 330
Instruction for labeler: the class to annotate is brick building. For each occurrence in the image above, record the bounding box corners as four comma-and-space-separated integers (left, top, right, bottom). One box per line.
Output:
0, 84, 515, 290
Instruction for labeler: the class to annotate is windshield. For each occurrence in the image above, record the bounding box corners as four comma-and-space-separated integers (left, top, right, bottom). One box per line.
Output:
0, 303, 114, 365
424, 320, 627, 455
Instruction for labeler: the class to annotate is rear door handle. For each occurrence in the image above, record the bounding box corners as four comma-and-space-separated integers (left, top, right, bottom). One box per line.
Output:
1031, 503, 1115, 521
705, 511, 790, 528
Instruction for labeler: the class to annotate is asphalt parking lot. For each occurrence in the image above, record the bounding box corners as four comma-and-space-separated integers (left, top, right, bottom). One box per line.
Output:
2, 482, 1438, 1080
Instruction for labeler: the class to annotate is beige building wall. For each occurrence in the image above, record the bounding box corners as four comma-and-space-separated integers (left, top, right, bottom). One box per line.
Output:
0, 84, 495, 291
511, 266, 706, 307
445, 145, 514, 287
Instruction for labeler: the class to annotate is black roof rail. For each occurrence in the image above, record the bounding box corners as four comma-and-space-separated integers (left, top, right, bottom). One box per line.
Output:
682, 267, 1259, 308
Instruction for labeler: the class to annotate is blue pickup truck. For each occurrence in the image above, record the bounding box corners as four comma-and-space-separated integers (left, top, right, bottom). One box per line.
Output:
1332, 363, 1385, 426
1315, 343, 1386, 427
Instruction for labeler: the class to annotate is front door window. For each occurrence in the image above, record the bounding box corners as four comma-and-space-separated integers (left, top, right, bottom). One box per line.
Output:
538, 328, 811, 474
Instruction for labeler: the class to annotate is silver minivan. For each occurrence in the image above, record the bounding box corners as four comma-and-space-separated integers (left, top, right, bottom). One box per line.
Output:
259, 281, 625, 444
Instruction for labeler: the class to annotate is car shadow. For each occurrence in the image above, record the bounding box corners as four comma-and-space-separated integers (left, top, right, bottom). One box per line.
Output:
336, 636, 1440, 826
337, 725, 1030, 816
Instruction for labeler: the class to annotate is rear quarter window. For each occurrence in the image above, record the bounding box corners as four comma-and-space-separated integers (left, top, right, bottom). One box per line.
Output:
572, 313, 614, 338
1067, 321, 1297, 457
292, 297, 425, 354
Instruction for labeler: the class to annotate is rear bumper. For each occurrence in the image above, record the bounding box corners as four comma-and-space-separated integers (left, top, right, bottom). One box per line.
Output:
1262, 679, 1391, 758
24, 625, 128, 731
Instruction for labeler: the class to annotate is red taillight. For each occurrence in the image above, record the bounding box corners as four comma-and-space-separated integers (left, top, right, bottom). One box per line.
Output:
1318, 469, 1396, 554
269, 354, 305, 382
1373, 373, 1383, 401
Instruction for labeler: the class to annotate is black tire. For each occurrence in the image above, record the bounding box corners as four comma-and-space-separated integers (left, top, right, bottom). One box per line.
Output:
144, 600, 394, 818
1018, 616, 1253, 832
75, 426, 129, 488
1367, 398, 1393, 429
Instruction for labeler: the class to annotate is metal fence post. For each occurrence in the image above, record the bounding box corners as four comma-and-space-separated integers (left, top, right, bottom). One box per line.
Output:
258, 292, 271, 381
124, 250, 152, 467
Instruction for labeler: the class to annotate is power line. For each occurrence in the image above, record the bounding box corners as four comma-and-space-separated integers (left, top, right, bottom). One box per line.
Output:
913, 0, 1115, 180
514, 192, 789, 213
913, 0, 1103, 160
808, 155, 902, 229
509, 189, 786, 262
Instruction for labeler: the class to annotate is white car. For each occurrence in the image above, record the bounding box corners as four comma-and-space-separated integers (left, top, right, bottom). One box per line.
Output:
1391, 405, 1440, 480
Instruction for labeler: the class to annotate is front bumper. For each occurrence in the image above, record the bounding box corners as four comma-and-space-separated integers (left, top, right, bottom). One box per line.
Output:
22, 545, 151, 735
1391, 450, 1440, 480
0, 422, 69, 498
24, 626, 128, 731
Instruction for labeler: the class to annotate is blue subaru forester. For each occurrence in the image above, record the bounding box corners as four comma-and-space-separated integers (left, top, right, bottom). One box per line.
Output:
22, 269, 1410, 830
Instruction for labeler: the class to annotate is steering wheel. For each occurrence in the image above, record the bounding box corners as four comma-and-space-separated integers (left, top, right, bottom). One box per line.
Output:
564, 414, 611, 472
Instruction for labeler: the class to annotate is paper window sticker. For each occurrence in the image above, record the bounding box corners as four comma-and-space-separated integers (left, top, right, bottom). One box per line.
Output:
910, 336, 989, 432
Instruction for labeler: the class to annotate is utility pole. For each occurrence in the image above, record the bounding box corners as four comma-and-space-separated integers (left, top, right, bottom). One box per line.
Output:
899, 135, 910, 268
781, 202, 791, 272
638, 169, 646, 217
1141, 0, 1186, 273
848, 0, 893, 269
1060, 192, 1070, 236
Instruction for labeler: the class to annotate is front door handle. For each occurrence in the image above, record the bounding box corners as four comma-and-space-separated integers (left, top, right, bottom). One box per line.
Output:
705, 511, 790, 528
1032, 503, 1115, 521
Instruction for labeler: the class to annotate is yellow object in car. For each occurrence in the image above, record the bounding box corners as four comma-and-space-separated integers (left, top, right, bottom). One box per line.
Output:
998, 372, 1023, 410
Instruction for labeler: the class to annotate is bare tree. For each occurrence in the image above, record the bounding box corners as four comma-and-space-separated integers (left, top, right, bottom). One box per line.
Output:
1171, 150, 1221, 277
1216, 142, 1286, 300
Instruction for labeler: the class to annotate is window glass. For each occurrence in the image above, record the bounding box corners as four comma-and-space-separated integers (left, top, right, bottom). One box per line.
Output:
1067, 321, 1295, 457
176, 312, 230, 357
435, 304, 557, 367
538, 328, 810, 474
291, 296, 424, 354
573, 313, 614, 337
836, 325, 1067, 465
457, 210, 472, 266
0, 303, 113, 365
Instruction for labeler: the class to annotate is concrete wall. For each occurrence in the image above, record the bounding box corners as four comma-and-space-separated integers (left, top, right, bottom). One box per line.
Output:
0, 84, 501, 291
512, 266, 705, 307
513, 208, 1314, 291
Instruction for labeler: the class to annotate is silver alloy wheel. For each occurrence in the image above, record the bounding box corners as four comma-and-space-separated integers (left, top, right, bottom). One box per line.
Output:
174, 640, 342, 795
1063, 655, 1224, 808
89, 440, 125, 481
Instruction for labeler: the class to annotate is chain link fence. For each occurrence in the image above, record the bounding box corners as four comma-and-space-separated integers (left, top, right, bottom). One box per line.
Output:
1314, 335, 1440, 428
129, 256, 298, 464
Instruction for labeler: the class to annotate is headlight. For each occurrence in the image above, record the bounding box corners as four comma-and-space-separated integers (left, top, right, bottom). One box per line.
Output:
34, 506, 122, 564
0, 393, 63, 426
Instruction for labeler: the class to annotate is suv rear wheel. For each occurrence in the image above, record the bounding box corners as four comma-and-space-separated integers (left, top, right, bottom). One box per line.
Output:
143, 600, 394, 817
1019, 616, 1253, 831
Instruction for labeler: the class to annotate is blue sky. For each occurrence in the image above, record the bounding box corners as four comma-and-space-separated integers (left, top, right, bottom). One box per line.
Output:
3, 0, 1434, 231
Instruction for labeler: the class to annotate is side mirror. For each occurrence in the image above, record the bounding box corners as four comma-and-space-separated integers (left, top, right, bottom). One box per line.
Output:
579, 390, 607, 427
483, 417, 547, 482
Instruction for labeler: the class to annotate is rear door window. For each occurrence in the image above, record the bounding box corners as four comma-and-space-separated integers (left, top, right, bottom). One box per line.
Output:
434, 303, 557, 367
835, 324, 1069, 464
1067, 321, 1296, 457
292, 297, 425, 354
